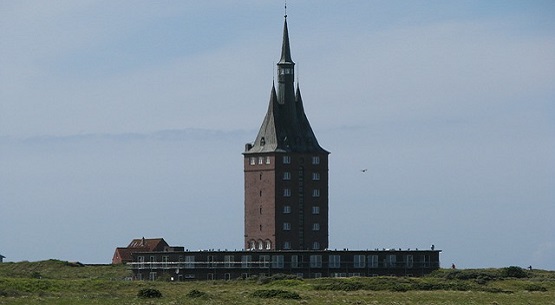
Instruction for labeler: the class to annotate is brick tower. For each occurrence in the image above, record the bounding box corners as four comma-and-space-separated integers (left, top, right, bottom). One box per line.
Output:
244, 16, 329, 251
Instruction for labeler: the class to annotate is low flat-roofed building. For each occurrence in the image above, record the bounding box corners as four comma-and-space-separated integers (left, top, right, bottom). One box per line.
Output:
128, 248, 440, 281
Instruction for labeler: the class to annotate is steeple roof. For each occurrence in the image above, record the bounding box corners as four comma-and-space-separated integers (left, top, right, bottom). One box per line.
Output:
279, 18, 293, 65
245, 17, 328, 155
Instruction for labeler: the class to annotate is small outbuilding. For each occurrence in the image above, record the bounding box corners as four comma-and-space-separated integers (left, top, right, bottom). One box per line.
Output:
0, 254, 5, 263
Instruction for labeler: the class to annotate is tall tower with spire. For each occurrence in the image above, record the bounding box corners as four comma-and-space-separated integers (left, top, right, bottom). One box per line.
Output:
243, 16, 329, 251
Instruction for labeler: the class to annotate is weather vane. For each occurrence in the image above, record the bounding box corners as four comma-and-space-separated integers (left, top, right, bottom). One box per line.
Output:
284, 0, 287, 18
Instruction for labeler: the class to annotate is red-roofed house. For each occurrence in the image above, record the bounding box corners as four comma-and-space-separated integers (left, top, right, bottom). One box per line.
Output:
112, 237, 183, 264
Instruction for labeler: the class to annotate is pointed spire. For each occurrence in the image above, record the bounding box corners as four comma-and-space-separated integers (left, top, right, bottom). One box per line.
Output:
245, 15, 328, 155
270, 82, 278, 106
279, 17, 293, 64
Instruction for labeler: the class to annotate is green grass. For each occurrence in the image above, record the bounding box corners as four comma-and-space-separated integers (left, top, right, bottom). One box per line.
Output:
1, 260, 554, 304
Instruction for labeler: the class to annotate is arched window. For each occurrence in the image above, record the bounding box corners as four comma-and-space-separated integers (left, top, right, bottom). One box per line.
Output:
249, 240, 256, 250
265, 240, 272, 250
258, 240, 264, 250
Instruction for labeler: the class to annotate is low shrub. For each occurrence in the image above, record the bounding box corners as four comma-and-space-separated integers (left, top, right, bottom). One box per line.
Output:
443, 269, 500, 281
481, 287, 513, 294
186, 289, 207, 298
389, 284, 410, 292
371, 277, 412, 291
413, 281, 446, 291
0, 289, 21, 298
256, 273, 302, 284
251, 289, 301, 299
525, 284, 547, 292
137, 288, 162, 298
314, 280, 366, 291
270, 279, 303, 287
30, 272, 42, 279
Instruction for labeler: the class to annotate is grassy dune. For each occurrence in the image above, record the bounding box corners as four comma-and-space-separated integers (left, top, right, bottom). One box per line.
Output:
1, 260, 554, 304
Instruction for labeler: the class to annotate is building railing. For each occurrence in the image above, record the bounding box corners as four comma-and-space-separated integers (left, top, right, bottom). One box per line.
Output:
127, 261, 440, 270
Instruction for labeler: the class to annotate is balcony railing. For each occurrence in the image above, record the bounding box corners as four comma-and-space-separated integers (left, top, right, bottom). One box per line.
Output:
127, 261, 440, 270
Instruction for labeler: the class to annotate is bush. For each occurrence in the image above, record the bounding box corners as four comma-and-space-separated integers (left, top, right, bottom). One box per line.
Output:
481, 287, 513, 294
270, 279, 303, 287
186, 289, 207, 298
137, 288, 162, 298
30, 272, 42, 279
390, 284, 410, 292
314, 281, 366, 291
525, 284, 547, 292
502, 266, 527, 278
252, 289, 301, 299
443, 269, 500, 281
256, 273, 302, 284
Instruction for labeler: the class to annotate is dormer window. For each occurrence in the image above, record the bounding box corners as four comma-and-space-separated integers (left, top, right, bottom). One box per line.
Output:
260, 137, 266, 146
279, 67, 293, 75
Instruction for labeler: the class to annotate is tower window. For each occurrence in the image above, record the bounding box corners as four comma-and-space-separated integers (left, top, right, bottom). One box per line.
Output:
266, 156, 271, 164
283, 241, 291, 250
312, 242, 321, 250
283, 205, 291, 214
279, 68, 293, 75
283, 155, 291, 164
312, 223, 320, 231
312, 172, 320, 181
283, 223, 291, 230
258, 157, 263, 165
265, 240, 272, 250
250, 157, 256, 165
312, 156, 320, 165
312, 189, 320, 197
312, 206, 320, 214
283, 171, 291, 180
283, 188, 291, 197
258, 240, 264, 250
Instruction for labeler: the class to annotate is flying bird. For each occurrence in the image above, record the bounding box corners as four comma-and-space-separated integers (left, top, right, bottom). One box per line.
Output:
360, 169, 368, 173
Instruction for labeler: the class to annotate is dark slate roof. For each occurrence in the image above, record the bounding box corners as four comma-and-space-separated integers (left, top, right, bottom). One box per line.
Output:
278, 17, 293, 65
245, 18, 328, 155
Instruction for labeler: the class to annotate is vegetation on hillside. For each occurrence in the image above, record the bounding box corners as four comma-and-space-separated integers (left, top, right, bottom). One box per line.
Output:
0, 260, 554, 305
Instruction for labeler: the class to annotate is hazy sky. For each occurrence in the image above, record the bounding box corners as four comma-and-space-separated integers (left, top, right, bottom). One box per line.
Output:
1, 1, 554, 270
